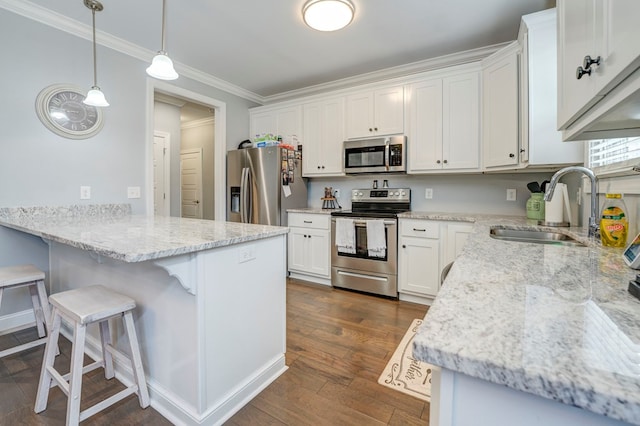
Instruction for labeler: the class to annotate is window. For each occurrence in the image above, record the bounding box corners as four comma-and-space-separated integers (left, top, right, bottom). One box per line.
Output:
588, 137, 640, 172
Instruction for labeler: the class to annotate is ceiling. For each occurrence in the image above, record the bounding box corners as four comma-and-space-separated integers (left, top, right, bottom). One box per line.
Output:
18, 0, 555, 100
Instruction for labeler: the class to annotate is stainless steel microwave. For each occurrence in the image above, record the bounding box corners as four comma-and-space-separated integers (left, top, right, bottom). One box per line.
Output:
344, 135, 406, 174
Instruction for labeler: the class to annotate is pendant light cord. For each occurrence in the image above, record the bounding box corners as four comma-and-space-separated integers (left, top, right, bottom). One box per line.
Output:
91, 6, 98, 86
160, 0, 167, 54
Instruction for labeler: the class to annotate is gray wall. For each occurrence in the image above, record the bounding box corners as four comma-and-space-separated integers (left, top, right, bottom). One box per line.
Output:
308, 172, 564, 216
0, 10, 257, 319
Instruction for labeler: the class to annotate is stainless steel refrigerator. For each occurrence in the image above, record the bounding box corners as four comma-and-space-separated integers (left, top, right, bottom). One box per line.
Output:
227, 146, 307, 226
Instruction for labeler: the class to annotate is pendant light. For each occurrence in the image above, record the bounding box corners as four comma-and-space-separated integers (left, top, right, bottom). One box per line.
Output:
146, 0, 179, 80
83, 0, 109, 107
303, 0, 355, 32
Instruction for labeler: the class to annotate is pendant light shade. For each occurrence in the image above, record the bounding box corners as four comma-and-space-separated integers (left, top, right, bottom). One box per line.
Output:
83, 0, 109, 107
84, 86, 110, 107
303, 0, 355, 32
147, 0, 179, 80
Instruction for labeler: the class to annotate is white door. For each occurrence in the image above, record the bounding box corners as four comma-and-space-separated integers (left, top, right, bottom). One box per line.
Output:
153, 131, 170, 216
180, 148, 203, 219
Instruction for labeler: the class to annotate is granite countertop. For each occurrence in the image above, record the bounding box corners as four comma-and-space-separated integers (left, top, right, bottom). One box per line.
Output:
0, 204, 289, 263
411, 214, 640, 424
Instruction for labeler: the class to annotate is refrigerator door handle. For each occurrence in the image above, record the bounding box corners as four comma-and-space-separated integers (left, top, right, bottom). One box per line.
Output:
240, 167, 250, 223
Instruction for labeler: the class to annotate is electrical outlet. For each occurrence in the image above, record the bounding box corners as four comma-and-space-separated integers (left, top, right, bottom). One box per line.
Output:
425, 188, 433, 199
334, 189, 341, 198
127, 186, 141, 199
506, 188, 516, 201
237, 244, 256, 263
80, 186, 91, 200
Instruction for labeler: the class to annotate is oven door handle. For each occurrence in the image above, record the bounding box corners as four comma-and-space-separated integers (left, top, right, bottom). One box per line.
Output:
352, 220, 396, 226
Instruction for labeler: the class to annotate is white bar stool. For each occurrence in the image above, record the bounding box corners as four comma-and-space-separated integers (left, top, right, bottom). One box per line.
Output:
0, 264, 52, 358
34, 285, 150, 425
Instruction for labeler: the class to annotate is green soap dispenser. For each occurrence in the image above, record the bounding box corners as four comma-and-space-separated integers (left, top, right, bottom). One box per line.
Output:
526, 193, 545, 220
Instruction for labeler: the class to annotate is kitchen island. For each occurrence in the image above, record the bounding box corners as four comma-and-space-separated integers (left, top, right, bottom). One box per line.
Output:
411, 214, 640, 426
0, 204, 289, 425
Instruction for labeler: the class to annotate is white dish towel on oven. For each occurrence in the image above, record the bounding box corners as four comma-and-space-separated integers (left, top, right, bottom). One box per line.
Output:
335, 218, 356, 254
366, 219, 386, 258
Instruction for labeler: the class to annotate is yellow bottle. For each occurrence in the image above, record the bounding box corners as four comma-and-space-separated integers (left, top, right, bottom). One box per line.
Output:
600, 193, 629, 247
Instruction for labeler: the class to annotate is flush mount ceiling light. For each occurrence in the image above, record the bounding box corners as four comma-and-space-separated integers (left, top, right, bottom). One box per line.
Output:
146, 0, 179, 80
83, 0, 109, 107
303, 0, 355, 32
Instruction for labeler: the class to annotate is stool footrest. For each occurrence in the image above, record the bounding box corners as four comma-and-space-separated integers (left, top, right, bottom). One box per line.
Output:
105, 344, 133, 369
54, 360, 105, 388
0, 337, 47, 358
79, 385, 139, 422
47, 366, 70, 397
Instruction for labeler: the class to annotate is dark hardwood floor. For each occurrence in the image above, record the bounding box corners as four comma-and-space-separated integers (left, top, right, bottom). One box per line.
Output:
0, 278, 428, 425
228, 279, 430, 425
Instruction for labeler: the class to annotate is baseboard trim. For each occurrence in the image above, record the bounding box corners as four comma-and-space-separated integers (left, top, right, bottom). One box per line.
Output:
288, 272, 331, 286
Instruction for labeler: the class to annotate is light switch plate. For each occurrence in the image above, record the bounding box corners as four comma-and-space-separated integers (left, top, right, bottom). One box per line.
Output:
80, 186, 91, 200
506, 189, 516, 201
425, 188, 433, 199
237, 244, 256, 263
127, 186, 141, 199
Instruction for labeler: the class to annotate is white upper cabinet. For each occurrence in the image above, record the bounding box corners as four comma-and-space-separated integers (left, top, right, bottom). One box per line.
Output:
557, 0, 640, 140
302, 97, 345, 176
250, 106, 302, 145
407, 68, 480, 173
520, 8, 583, 166
346, 86, 404, 139
482, 43, 521, 168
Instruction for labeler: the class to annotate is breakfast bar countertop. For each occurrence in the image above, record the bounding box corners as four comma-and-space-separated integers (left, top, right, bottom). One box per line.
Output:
0, 204, 288, 263
411, 213, 640, 424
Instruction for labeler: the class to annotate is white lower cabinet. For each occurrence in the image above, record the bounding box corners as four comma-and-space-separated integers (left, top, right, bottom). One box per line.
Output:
287, 213, 331, 285
398, 219, 474, 304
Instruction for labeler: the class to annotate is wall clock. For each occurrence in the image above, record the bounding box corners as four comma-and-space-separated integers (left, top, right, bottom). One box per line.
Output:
35, 84, 104, 139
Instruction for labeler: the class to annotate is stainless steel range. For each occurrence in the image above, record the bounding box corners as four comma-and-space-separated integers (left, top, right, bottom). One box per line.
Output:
331, 188, 411, 298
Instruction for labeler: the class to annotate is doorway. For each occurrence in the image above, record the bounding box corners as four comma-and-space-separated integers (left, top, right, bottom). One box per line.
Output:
147, 80, 227, 221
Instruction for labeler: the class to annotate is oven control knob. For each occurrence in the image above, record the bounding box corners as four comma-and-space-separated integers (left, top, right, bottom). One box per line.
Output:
394, 191, 399, 196
358, 192, 363, 197
400, 191, 406, 196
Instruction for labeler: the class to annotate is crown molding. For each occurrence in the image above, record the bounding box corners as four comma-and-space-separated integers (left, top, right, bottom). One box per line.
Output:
182, 116, 215, 130
263, 42, 511, 104
0, 0, 264, 104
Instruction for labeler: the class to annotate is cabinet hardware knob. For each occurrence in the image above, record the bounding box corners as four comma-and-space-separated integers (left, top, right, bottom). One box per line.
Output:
413, 228, 426, 232
436, 160, 441, 164
321, 165, 325, 169
520, 149, 526, 153
443, 159, 448, 164
369, 128, 373, 132
374, 127, 378, 131
509, 153, 515, 158
402, 244, 406, 248
317, 166, 321, 169
583, 55, 601, 70
576, 66, 592, 80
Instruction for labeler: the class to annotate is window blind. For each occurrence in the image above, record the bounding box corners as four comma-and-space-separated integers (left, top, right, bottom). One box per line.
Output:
588, 137, 640, 168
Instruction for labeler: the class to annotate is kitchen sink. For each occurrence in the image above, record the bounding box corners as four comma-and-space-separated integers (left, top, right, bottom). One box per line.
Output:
489, 227, 587, 247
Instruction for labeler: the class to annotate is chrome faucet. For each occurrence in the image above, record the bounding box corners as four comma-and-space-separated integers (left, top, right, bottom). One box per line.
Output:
544, 166, 599, 237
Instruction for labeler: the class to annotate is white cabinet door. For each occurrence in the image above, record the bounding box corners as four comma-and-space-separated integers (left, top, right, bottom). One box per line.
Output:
557, 0, 603, 129
306, 228, 330, 277
444, 223, 474, 267
288, 228, 308, 272
557, 0, 640, 130
250, 106, 301, 145
346, 91, 374, 139
346, 86, 404, 139
302, 97, 345, 176
483, 50, 520, 168
407, 78, 443, 172
374, 86, 405, 136
398, 236, 440, 297
443, 72, 480, 170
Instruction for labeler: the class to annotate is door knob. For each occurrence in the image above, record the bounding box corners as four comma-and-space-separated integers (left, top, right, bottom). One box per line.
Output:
583, 55, 601, 70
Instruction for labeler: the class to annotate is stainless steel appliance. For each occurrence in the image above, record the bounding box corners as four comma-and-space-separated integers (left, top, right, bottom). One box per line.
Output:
331, 188, 410, 297
344, 135, 406, 174
227, 146, 307, 226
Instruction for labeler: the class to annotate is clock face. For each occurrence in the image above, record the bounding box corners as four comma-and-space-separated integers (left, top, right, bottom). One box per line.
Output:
35, 84, 104, 139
